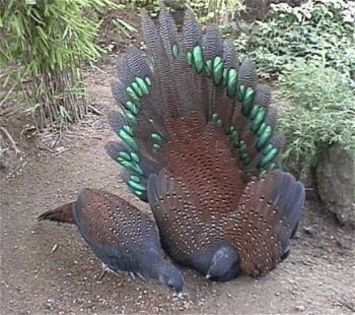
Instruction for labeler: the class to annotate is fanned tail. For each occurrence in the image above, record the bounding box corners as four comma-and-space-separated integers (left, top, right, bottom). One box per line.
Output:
225, 170, 305, 277
108, 7, 285, 199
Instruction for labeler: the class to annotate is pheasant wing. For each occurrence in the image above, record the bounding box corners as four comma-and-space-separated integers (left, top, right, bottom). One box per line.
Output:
73, 189, 160, 253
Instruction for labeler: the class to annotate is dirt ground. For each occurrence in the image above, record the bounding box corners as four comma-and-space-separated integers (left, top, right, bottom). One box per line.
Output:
1, 10, 355, 314
0, 63, 354, 315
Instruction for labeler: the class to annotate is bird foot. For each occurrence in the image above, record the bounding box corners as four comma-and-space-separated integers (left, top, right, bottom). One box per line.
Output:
97, 263, 111, 281
129, 272, 136, 280
135, 272, 146, 281
97, 269, 107, 281
173, 292, 189, 299
129, 272, 145, 281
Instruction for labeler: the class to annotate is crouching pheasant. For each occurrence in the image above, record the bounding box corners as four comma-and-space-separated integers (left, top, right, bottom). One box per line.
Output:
38, 189, 184, 293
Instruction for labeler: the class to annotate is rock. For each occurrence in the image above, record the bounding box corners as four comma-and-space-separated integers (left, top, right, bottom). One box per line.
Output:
240, 0, 271, 22
316, 144, 355, 227
163, 0, 186, 10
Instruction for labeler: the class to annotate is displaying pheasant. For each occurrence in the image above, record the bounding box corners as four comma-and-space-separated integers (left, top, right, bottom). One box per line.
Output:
107, 7, 305, 282
38, 189, 184, 293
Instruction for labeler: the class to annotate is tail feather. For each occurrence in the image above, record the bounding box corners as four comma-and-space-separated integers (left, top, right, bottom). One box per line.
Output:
38, 203, 74, 224
105, 140, 160, 201
116, 46, 152, 88
158, 8, 180, 57
107, 110, 126, 133
225, 170, 305, 276
253, 84, 271, 107
159, 8, 202, 117
183, 9, 202, 50
202, 25, 223, 62
238, 59, 257, 90
223, 41, 240, 70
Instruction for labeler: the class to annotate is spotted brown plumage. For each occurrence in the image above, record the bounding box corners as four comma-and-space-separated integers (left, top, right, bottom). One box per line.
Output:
224, 171, 304, 276
107, 7, 305, 281
38, 189, 184, 293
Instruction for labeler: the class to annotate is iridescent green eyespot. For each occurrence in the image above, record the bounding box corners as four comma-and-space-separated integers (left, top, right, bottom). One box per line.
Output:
126, 86, 140, 103
118, 127, 138, 150
130, 152, 140, 163
205, 60, 213, 77
237, 85, 246, 102
151, 132, 163, 143
117, 155, 143, 176
127, 179, 146, 192
239, 140, 247, 153
118, 151, 130, 161
251, 107, 266, 133
259, 147, 278, 168
152, 143, 161, 153
122, 125, 133, 136
129, 175, 141, 183
171, 43, 179, 58
192, 45, 204, 73
227, 68, 238, 97
135, 77, 149, 96
123, 109, 136, 125
262, 143, 273, 155
131, 82, 143, 98
187, 51, 192, 66
124, 101, 139, 115
256, 125, 273, 150
144, 77, 151, 87
256, 122, 267, 136
212, 56, 223, 85
250, 105, 260, 120
242, 87, 255, 116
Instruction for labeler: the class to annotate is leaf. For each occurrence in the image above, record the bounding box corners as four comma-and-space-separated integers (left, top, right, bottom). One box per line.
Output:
59, 106, 73, 122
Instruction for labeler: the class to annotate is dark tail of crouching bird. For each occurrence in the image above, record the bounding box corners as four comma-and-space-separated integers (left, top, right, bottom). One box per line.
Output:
38, 202, 74, 224
37, 189, 184, 293
106, 5, 305, 281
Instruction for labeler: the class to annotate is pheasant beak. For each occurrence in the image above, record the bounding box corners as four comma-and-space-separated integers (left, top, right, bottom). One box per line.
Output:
206, 261, 215, 279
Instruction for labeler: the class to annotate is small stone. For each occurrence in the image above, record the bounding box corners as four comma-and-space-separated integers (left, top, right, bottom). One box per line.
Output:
303, 226, 315, 236
294, 305, 305, 312
44, 303, 53, 310
51, 243, 58, 253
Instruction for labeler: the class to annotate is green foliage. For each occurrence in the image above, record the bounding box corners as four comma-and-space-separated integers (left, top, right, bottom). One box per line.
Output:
277, 65, 355, 171
121, 0, 244, 23
112, 18, 137, 39
234, 0, 355, 83
0, 0, 117, 129
119, 0, 161, 16
188, 0, 244, 24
